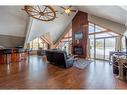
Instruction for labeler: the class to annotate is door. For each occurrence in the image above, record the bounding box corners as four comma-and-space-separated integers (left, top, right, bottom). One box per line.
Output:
95, 39, 104, 59
105, 38, 116, 60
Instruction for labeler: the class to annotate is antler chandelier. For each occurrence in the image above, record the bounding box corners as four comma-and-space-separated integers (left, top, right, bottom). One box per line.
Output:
22, 5, 57, 22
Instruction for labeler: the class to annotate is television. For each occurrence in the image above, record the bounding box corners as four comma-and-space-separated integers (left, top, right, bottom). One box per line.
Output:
74, 31, 83, 40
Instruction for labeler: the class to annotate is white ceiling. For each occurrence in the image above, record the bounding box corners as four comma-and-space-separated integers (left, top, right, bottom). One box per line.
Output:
120, 6, 127, 11
28, 6, 127, 43
27, 6, 77, 42
76, 6, 127, 25
0, 6, 28, 37
0, 6, 127, 42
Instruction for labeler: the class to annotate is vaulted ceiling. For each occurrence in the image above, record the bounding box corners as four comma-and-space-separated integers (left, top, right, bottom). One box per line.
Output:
77, 6, 127, 25
0, 6, 29, 37
0, 6, 127, 47
27, 6, 77, 43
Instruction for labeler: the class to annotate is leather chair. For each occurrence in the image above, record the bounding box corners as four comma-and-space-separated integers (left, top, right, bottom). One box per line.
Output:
37, 49, 46, 56
45, 50, 74, 68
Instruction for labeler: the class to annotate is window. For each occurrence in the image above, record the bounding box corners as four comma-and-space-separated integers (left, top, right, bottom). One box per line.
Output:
56, 29, 72, 55
29, 37, 49, 50
122, 37, 126, 51
95, 25, 106, 32
32, 38, 39, 50
30, 41, 33, 49
89, 22, 109, 34
95, 32, 119, 38
88, 22, 120, 60
88, 22, 119, 37
88, 23, 94, 33
38, 38, 43, 48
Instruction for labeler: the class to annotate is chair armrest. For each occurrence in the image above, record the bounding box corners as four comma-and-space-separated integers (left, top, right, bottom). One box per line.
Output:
67, 56, 74, 61
66, 57, 74, 67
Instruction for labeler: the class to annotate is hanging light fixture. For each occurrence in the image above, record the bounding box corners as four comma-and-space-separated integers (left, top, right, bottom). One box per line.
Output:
22, 5, 57, 22
60, 6, 77, 16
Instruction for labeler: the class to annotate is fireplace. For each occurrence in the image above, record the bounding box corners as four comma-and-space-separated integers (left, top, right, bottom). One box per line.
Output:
74, 47, 83, 55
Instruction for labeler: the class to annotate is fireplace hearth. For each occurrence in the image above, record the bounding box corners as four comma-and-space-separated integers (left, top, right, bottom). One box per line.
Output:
74, 47, 83, 55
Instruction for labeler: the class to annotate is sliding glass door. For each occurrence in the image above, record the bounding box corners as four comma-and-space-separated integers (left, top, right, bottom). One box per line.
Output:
94, 37, 116, 60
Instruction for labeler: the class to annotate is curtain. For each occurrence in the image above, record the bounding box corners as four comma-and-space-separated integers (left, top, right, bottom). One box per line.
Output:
115, 36, 122, 51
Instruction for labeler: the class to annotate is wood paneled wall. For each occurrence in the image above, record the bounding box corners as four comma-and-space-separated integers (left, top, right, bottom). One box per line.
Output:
72, 11, 88, 58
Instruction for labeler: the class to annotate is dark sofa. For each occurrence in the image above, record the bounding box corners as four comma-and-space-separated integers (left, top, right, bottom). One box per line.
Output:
45, 50, 74, 68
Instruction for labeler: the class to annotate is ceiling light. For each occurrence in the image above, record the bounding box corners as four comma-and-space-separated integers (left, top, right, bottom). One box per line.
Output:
64, 8, 71, 14
60, 6, 77, 16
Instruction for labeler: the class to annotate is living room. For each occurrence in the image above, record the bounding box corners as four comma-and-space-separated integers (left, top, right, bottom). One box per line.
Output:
0, 1, 127, 94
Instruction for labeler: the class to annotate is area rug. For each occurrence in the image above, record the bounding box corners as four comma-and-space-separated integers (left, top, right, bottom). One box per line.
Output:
73, 59, 93, 69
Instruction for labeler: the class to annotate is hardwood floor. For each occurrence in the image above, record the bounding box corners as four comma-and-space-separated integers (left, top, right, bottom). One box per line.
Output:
0, 55, 127, 89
